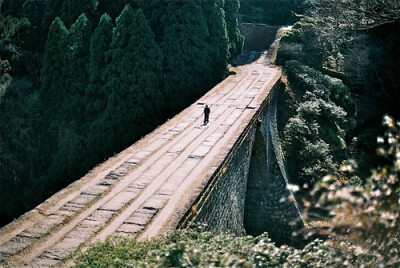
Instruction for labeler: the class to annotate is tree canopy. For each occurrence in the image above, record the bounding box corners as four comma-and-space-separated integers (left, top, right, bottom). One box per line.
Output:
312, 0, 400, 30
0, 0, 243, 225
39, 17, 69, 120
161, 0, 211, 112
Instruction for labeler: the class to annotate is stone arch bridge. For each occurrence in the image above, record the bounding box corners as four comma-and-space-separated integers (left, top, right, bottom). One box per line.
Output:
0, 50, 303, 267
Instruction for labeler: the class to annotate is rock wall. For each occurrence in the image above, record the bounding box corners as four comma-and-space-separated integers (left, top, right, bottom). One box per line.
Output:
179, 83, 304, 242
244, 89, 304, 244
179, 112, 258, 236
239, 24, 279, 51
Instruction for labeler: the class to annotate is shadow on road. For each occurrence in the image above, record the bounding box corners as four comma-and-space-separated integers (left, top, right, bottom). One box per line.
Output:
232, 50, 265, 67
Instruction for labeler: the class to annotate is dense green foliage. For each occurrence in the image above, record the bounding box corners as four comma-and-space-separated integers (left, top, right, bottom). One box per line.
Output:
281, 59, 356, 183
63, 14, 92, 123
161, 0, 211, 112
306, 116, 400, 266
203, 0, 230, 83
276, 19, 355, 184
224, 0, 244, 60
89, 6, 163, 157
0, 0, 243, 226
39, 17, 69, 120
85, 13, 113, 125
74, 229, 345, 267
273, 4, 400, 263
276, 2, 400, 185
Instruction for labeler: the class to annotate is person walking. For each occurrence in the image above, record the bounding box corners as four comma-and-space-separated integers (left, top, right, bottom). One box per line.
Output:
204, 104, 210, 125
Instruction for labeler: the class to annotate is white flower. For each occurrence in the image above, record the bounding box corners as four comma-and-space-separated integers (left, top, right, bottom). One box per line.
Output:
322, 175, 334, 182
383, 115, 393, 127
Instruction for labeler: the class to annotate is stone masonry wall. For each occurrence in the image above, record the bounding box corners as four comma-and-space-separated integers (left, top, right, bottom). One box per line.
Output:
178, 85, 276, 236
244, 88, 304, 244
184, 121, 257, 236
179, 83, 304, 243
178, 108, 261, 236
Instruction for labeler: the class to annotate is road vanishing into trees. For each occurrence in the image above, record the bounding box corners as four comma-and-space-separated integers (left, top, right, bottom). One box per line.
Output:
0, 51, 281, 267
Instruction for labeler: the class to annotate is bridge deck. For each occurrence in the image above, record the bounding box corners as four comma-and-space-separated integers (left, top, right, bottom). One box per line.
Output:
0, 52, 281, 266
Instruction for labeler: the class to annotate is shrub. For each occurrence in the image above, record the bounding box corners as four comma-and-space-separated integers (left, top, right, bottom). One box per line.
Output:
307, 115, 400, 267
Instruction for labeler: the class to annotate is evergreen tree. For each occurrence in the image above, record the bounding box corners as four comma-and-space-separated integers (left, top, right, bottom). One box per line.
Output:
161, 0, 211, 113
0, 0, 246, 226
224, 0, 244, 60
203, 0, 230, 82
63, 14, 92, 124
89, 6, 163, 156
46, 120, 85, 188
137, 0, 168, 43
41, 0, 65, 40
39, 17, 69, 120
43, 15, 92, 193
36, 17, 70, 220
0, 14, 31, 78
0, 77, 42, 226
85, 13, 113, 124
